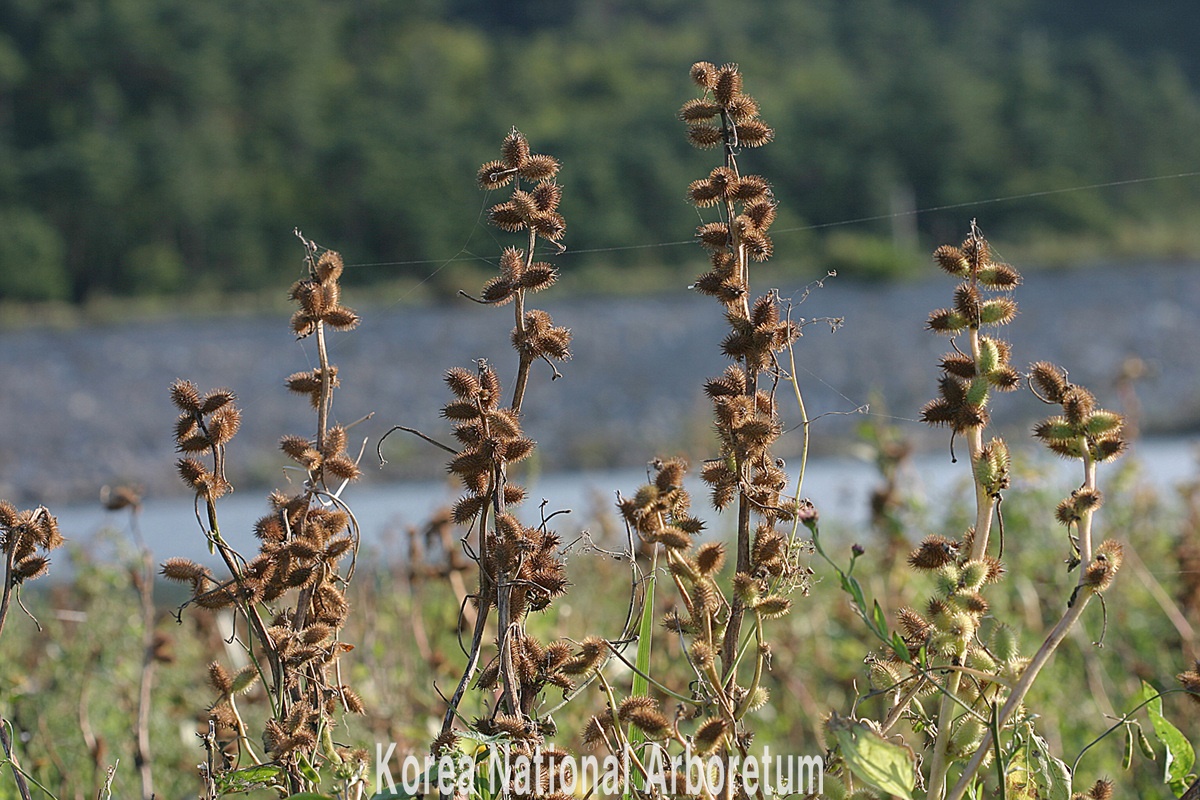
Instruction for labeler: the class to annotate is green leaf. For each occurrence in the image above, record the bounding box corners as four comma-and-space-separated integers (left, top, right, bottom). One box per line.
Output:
215, 763, 286, 792
285, 794, 334, 800
871, 600, 888, 637
297, 752, 322, 786
832, 720, 915, 800
624, 548, 658, 800
844, 575, 867, 614
891, 631, 912, 663
1005, 744, 1038, 799
1028, 734, 1073, 800
226, 764, 284, 783
1137, 680, 1196, 795
631, 553, 656, 710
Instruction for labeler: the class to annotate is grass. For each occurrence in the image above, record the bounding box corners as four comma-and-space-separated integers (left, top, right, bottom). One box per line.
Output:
2, 453, 1196, 798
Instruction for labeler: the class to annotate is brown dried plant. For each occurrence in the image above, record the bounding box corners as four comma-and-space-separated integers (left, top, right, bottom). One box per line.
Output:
586, 61, 812, 799
1, 499, 62, 800
419, 129, 620, 766
0, 500, 62, 642
161, 235, 368, 796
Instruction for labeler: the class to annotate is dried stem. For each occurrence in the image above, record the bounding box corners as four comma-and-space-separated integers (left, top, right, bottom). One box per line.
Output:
0, 542, 15, 643
134, 548, 156, 800
509, 228, 538, 412
0, 719, 33, 800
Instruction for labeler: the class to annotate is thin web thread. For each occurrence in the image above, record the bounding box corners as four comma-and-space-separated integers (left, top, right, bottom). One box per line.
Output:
343, 169, 1200, 269
341, 167, 1198, 426
331, 167, 1198, 563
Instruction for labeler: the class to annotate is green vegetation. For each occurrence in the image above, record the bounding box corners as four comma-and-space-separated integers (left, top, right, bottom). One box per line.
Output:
4, 0, 1200, 302
4, 440, 1199, 798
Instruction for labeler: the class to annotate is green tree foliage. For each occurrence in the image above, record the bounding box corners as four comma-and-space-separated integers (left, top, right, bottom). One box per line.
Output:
2, 0, 1200, 301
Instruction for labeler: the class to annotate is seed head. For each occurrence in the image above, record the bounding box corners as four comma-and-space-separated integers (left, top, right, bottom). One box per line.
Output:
207, 405, 241, 446
322, 306, 359, 331
519, 154, 560, 181
500, 130, 530, 169
735, 119, 774, 147
926, 308, 969, 335
908, 535, 959, 571
170, 379, 202, 413
686, 124, 723, 149
695, 541, 725, 576
726, 94, 759, 123
690, 61, 718, 89
679, 98, 721, 123
161, 557, 209, 583
14, 556, 49, 582
315, 250, 343, 282
933, 245, 970, 277
713, 63, 742, 106
200, 389, 237, 414
1030, 361, 1069, 403
897, 607, 930, 641
693, 717, 729, 755
478, 160, 514, 190
207, 661, 233, 696
1177, 662, 1200, 706
755, 595, 791, 619
687, 178, 722, 208
1082, 540, 1124, 593
978, 263, 1021, 289
617, 697, 669, 737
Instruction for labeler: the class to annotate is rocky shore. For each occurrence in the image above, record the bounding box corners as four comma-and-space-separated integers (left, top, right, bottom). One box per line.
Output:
2, 261, 1197, 507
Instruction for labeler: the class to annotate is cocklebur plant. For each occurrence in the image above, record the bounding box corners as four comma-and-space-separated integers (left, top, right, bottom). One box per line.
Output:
0, 500, 62, 642
424, 130, 618, 778
161, 237, 369, 798
582, 62, 813, 800
811, 227, 1132, 800
917, 225, 1022, 799
684, 60, 802, 668
0, 499, 63, 800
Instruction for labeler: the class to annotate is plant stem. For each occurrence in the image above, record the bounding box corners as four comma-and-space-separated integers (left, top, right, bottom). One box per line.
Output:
205, 499, 283, 712
509, 229, 537, 411
316, 321, 331, 455
0, 544, 15, 643
440, 602, 492, 735
945, 449, 1102, 800
926, 669, 963, 799
134, 548, 156, 800
0, 719, 33, 800
785, 332, 811, 501
946, 594, 1092, 800
928, 320, 999, 798
967, 328, 997, 560
734, 613, 765, 721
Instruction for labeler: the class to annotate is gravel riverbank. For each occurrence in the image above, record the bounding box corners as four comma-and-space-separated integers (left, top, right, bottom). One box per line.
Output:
2, 261, 1198, 507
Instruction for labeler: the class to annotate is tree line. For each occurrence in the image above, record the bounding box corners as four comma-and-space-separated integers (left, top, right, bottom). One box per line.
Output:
2, 0, 1200, 302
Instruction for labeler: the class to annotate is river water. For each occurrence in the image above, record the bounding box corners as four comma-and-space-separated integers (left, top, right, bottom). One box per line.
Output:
51, 436, 1198, 570
3, 260, 1199, 562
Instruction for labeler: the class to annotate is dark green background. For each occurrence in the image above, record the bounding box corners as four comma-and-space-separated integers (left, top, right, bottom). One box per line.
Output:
3, 0, 1199, 301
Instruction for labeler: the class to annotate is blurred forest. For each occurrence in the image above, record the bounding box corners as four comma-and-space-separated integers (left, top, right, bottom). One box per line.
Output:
3, 0, 1200, 302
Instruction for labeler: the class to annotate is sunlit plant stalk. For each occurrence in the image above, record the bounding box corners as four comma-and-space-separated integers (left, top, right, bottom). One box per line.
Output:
162, 235, 368, 794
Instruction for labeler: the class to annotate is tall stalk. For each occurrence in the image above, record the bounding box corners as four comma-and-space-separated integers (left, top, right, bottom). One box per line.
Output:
432, 129, 596, 757
162, 236, 368, 793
